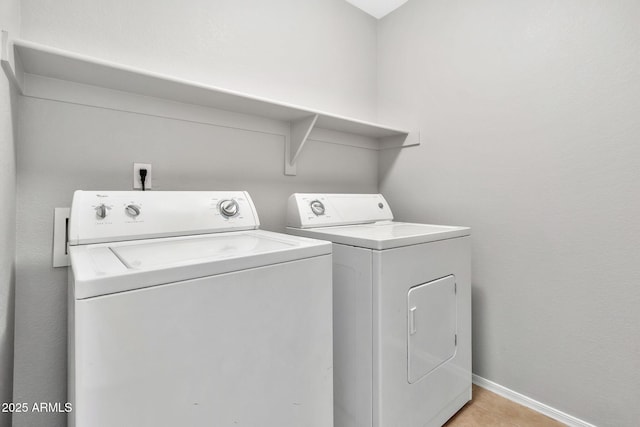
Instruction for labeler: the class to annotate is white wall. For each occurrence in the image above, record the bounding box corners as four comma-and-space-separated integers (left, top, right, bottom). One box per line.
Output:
21, 0, 377, 121
0, 0, 20, 426
13, 1, 378, 427
378, 1, 640, 426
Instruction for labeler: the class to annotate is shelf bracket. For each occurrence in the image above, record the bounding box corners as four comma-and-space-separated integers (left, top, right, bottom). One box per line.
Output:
1, 30, 24, 93
378, 131, 420, 150
285, 114, 318, 175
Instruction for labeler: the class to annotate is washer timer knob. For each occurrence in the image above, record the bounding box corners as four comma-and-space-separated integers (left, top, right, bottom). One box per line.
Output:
95, 204, 108, 219
219, 199, 239, 218
125, 204, 141, 217
310, 200, 325, 216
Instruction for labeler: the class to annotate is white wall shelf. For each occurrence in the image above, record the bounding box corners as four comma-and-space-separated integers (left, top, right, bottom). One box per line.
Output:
1, 32, 419, 175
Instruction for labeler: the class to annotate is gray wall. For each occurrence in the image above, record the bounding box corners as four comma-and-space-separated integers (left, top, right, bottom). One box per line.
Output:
21, 0, 377, 121
378, 1, 640, 426
0, 0, 20, 426
12, 1, 640, 426
13, 1, 378, 427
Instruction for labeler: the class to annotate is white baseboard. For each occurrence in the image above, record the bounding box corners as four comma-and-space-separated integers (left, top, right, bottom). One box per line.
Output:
472, 374, 597, 427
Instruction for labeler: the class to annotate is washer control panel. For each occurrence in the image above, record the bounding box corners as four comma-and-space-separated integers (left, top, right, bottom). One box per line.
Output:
69, 191, 259, 245
286, 193, 393, 229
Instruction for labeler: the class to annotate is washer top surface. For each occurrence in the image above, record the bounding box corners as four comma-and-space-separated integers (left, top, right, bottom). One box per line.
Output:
70, 229, 330, 299
288, 221, 469, 250
67, 191, 330, 299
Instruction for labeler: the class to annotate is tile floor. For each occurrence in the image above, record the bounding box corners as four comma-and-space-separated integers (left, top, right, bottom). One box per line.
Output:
444, 385, 567, 426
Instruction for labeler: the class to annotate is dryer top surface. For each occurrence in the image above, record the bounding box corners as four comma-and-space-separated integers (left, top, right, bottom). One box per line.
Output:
287, 221, 470, 250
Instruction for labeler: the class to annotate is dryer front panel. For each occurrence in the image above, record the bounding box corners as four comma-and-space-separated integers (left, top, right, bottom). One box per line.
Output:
372, 236, 471, 427
407, 275, 457, 383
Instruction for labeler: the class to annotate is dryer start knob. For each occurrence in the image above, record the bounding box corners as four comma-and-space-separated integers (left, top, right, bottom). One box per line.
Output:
310, 200, 325, 216
219, 199, 239, 218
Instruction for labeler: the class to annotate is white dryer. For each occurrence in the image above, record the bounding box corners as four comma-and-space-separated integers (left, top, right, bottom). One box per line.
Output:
68, 191, 333, 427
287, 193, 471, 427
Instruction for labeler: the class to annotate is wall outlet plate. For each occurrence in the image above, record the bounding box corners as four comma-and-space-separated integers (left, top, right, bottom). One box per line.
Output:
133, 162, 152, 190
53, 207, 70, 267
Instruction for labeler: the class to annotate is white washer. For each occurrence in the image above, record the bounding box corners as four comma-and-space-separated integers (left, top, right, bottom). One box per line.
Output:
287, 193, 471, 427
68, 191, 333, 427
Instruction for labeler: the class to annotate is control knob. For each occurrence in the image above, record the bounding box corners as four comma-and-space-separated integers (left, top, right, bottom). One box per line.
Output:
219, 199, 239, 218
95, 204, 109, 219
125, 204, 141, 218
310, 200, 325, 216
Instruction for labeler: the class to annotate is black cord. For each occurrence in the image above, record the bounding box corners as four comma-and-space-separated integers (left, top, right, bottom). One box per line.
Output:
140, 168, 147, 191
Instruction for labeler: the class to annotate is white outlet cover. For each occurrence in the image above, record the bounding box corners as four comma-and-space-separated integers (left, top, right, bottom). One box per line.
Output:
133, 163, 152, 190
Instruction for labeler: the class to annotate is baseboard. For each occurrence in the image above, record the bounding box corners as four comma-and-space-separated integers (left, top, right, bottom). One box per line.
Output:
472, 374, 597, 427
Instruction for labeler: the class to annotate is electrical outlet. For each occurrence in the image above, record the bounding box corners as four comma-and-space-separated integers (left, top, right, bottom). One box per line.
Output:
133, 163, 152, 190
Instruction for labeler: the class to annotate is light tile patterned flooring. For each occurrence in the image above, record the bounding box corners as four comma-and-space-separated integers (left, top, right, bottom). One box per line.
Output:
444, 385, 567, 426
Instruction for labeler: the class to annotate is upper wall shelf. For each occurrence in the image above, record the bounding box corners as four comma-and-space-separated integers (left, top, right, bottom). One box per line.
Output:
1, 32, 418, 175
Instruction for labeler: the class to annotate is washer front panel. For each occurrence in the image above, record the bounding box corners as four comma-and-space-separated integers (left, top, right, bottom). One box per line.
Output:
70, 255, 333, 427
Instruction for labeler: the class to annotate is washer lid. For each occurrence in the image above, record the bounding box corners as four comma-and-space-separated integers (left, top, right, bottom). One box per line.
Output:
287, 221, 470, 250
69, 230, 330, 299
112, 233, 290, 269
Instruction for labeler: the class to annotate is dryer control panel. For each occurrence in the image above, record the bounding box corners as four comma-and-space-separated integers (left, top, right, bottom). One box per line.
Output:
69, 191, 260, 245
287, 193, 393, 229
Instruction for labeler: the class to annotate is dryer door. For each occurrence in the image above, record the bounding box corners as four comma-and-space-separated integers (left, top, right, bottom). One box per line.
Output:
407, 275, 457, 383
